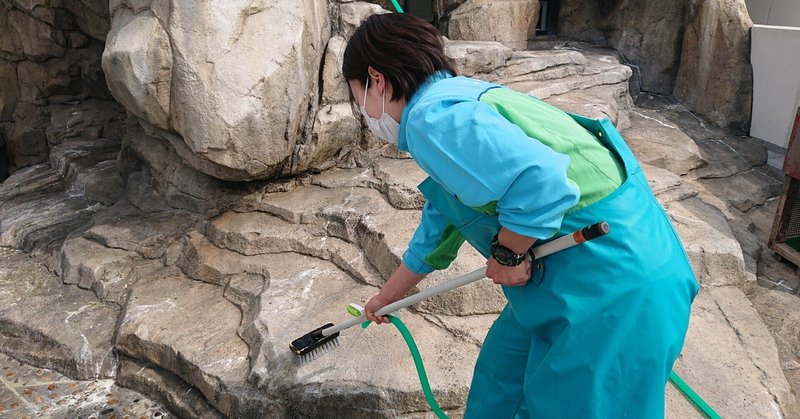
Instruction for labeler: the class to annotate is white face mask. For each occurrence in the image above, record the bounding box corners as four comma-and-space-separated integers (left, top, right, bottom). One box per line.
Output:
360, 77, 400, 144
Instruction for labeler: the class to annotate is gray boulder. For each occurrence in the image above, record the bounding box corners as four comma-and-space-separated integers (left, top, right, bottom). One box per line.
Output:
103, 0, 332, 181
446, 0, 540, 50
674, 0, 753, 132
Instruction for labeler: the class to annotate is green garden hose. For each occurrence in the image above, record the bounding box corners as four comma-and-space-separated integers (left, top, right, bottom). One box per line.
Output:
669, 371, 722, 419
362, 316, 449, 418
391, 0, 404, 13
364, 316, 721, 419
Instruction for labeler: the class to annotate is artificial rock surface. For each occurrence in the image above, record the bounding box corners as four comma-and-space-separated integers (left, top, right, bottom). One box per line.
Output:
678, 286, 793, 418
1, 1, 115, 173
445, 0, 540, 50
557, 0, 753, 132
116, 266, 265, 418
1, 5, 799, 419
673, 0, 754, 132
0, 248, 118, 381
103, 0, 332, 181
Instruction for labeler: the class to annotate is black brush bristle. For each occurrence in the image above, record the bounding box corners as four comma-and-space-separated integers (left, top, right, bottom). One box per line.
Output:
290, 323, 340, 356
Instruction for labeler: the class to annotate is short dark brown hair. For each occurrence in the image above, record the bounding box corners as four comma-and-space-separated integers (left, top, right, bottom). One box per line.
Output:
342, 13, 457, 102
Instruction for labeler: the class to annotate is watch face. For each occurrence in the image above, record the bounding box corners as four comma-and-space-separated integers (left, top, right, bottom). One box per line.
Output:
490, 240, 524, 266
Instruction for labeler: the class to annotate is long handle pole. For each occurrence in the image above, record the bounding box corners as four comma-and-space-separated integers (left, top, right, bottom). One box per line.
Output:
322, 222, 610, 336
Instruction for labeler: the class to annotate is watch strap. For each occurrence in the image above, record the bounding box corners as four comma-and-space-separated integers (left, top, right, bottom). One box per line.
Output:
490, 234, 529, 266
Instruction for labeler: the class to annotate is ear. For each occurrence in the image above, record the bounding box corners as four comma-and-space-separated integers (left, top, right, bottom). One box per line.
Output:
367, 66, 386, 94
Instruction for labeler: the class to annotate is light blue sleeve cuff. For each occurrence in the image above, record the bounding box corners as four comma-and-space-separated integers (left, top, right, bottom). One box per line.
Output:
402, 249, 436, 275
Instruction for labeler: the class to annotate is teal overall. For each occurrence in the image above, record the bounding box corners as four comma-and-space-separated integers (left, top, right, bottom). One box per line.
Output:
397, 73, 698, 418
421, 116, 698, 417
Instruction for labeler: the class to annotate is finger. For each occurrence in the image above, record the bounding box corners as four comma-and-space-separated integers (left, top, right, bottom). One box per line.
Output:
369, 312, 382, 324
366, 311, 377, 322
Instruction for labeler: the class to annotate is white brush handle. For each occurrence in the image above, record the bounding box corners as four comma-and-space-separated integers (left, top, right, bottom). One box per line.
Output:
322, 222, 609, 337
374, 267, 486, 317
321, 267, 486, 336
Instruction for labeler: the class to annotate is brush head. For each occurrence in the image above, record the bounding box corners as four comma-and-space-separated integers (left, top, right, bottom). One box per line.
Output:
290, 323, 340, 358
293, 338, 340, 366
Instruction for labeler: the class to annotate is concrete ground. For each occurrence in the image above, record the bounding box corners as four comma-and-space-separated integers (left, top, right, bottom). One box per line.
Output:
0, 354, 172, 418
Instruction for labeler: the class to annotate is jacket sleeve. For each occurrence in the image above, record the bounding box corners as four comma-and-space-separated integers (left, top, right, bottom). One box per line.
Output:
403, 200, 466, 275
405, 98, 580, 240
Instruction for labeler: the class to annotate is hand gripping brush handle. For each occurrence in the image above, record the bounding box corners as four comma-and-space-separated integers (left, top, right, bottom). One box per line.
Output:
290, 221, 610, 358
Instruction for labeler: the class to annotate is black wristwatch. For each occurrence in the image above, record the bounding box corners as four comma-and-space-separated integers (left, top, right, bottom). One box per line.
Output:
490, 234, 529, 266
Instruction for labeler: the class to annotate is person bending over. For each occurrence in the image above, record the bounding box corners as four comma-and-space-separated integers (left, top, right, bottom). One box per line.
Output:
343, 13, 698, 419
